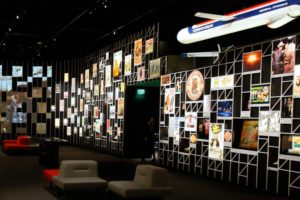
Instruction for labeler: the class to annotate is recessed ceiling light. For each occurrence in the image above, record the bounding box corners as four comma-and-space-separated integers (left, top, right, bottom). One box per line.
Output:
16, 15, 20, 19
8, 28, 12, 31
37, 41, 42, 45
3, 43, 6, 46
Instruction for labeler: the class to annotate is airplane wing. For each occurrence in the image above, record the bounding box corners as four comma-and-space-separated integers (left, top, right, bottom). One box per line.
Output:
194, 12, 235, 21
267, 15, 295, 29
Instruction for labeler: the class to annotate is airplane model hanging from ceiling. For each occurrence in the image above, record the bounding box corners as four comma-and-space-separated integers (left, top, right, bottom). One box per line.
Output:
177, 0, 300, 44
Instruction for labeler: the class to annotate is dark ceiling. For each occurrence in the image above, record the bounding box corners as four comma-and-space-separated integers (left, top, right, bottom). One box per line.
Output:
0, 0, 299, 59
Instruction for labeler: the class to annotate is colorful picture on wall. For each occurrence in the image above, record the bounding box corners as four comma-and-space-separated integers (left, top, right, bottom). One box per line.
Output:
124, 54, 132, 76
243, 50, 262, 73
64, 73, 69, 82
134, 38, 142, 66
217, 101, 232, 119
250, 85, 270, 106
282, 97, 293, 118
93, 63, 97, 78
37, 123, 46, 134
137, 66, 145, 81
211, 75, 234, 90
175, 78, 181, 94
85, 69, 89, 88
149, 58, 160, 79
105, 65, 111, 87
32, 66, 43, 77
197, 119, 210, 139
185, 112, 197, 132
117, 98, 124, 119
47, 66, 52, 77
239, 120, 258, 150
145, 38, 154, 54
0, 76, 12, 91
208, 123, 224, 159
186, 70, 204, 101
113, 50, 122, 80
272, 36, 295, 76
164, 88, 175, 114
293, 136, 300, 150
161, 74, 171, 86
293, 65, 300, 97
224, 130, 232, 142
190, 134, 197, 147
12, 66, 23, 77
259, 111, 280, 135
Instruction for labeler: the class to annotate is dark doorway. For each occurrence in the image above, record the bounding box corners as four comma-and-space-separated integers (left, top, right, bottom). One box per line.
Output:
124, 81, 160, 158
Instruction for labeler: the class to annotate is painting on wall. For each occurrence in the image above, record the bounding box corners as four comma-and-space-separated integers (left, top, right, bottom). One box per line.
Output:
250, 84, 270, 106
85, 69, 90, 88
271, 36, 295, 76
93, 63, 97, 78
113, 50, 122, 80
149, 58, 160, 79
184, 112, 197, 132
117, 98, 124, 119
145, 38, 154, 54
186, 70, 204, 101
293, 65, 300, 97
242, 50, 262, 73
105, 65, 111, 87
137, 66, 145, 81
12, 66, 23, 77
164, 88, 175, 114
134, 38, 142, 66
239, 120, 259, 150
32, 66, 43, 77
217, 101, 233, 119
161, 74, 171, 86
208, 123, 224, 159
124, 54, 132, 76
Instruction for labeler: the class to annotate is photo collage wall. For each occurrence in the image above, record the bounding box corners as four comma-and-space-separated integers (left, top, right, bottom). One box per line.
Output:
52, 25, 160, 155
0, 64, 53, 137
158, 34, 300, 196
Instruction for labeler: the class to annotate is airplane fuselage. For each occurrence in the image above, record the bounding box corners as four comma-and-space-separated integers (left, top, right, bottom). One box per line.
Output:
177, 0, 300, 44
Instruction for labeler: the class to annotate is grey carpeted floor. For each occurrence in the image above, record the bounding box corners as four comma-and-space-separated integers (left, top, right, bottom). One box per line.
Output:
0, 146, 291, 200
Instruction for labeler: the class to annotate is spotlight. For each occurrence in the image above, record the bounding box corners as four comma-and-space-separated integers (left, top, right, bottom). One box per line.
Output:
2, 43, 6, 46
104, 5, 107, 8
16, 15, 20, 19
113, 31, 116, 35
8, 28, 12, 32
53, 38, 56, 42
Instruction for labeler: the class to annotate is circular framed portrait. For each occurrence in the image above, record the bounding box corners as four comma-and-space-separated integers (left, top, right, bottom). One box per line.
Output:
186, 70, 204, 101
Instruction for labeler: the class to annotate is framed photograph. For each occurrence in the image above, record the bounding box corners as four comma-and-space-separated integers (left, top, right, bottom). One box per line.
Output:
282, 97, 292, 118
113, 50, 122, 80
239, 120, 258, 150
64, 73, 69, 82
93, 63, 97, 78
85, 69, 90, 88
145, 38, 154, 54
272, 36, 295, 76
47, 66, 52, 77
105, 65, 111, 87
224, 130, 232, 142
217, 101, 232, 119
185, 112, 197, 132
197, 118, 210, 139
164, 88, 175, 114
149, 58, 160, 79
293, 65, 300, 97
160, 74, 171, 86
137, 66, 145, 81
175, 78, 181, 94
211, 75, 234, 90
12, 66, 23, 77
32, 66, 43, 77
117, 98, 124, 119
134, 38, 142, 66
124, 54, 132, 76
250, 84, 270, 106
208, 123, 224, 159
186, 70, 204, 101
242, 50, 262, 73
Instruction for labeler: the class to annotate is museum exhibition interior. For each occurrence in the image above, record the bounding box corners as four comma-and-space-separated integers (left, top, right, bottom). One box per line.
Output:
0, 0, 300, 199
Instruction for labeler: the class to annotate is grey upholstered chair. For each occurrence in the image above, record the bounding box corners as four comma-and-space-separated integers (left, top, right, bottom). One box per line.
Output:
108, 164, 172, 199
52, 160, 107, 190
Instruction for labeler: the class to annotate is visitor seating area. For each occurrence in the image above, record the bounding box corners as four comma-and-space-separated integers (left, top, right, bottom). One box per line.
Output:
52, 160, 108, 191
108, 164, 172, 199
2, 135, 39, 153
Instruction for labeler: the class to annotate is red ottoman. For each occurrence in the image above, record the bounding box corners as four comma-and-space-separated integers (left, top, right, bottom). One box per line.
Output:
43, 169, 59, 186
